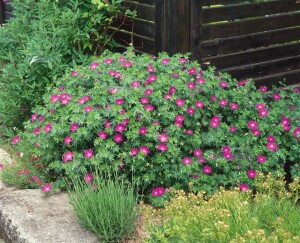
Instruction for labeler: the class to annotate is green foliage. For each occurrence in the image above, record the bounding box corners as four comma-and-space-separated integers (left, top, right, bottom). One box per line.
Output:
143, 174, 300, 242
67, 170, 138, 242
0, 0, 128, 141
11, 50, 300, 205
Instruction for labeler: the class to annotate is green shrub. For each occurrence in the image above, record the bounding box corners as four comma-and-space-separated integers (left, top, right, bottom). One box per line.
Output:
143, 173, 300, 242
11, 50, 300, 205
0, 0, 128, 140
67, 170, 138, 242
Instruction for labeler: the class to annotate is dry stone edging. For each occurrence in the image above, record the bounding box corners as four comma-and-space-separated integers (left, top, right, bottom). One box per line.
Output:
0, 149, 99, 243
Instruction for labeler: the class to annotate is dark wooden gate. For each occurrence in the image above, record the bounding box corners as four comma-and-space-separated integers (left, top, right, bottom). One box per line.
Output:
0, 0, 13, 24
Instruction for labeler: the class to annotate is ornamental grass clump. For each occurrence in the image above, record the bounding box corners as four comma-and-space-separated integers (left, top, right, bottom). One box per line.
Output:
67, 170, 138, 242
11, 50, 300, 205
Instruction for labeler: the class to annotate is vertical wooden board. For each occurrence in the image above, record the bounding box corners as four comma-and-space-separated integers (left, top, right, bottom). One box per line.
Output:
190, 0, 202, 60
154, 0, 163, 53
0, 1, 4, 24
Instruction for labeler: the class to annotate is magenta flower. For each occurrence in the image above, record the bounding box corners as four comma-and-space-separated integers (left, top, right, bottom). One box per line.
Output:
144, 89, 153, 96
50, 94, 60, 103
267, 135, 275, 143
71, 71, 78, 76
158, 134, 169, 143
108, 87, 118, 94
115, 124, 126, 133
130, 148, 139, 157
115, 98, 124, 105
162, 58, 170, 65
219, 81, 228, 88
203, 165, 212, 174
280, 116, 290, 125
179, 57, 187, 63
239, 184, 249, 192
175, 98, 185, 107
247, 170, 257, 179
42, 184, 52, 193
31, 113, 38, 122
197, 77, 205, 84
187, 82, 196, 90
293, 128, 300, 137
151, 187, 165, 196
193, 149, 202, 157
272, 93, 281, 100
152, 121, 160, 125
222, 146, 231, 154
219, 99, 228, 107
229, 103, 239, 110
147, 64, 155, 72
252, 129, 261, 136
188, 67, 197, 75
131, 81, 140, 88
122, 61, 132, 68
259, 86, 268, 92
187, 107, 196, 115
266, 142, 277, 151
258, 109, 268, 117
139, 127, 147, 135
12, 136, 20, 144
212, 116, 221, 123
169, 86, 176, 94
210, 121, 220, 128
140, 97, 149, 104
33, 127, 41, 135
230, 126, 237, 132
84, 106, 92, 113
70, 123, 79, 133
84, 149, 94, 159
164, 93, 172, 99
174, 121, 183, 128
158, 143, 168, 152
114, 134, 123, 143
64, 136, 73, 144
104, 58, 113, 64
182, 157, 192, 165
44, 123, 53, 133
90, 62, 99, 70
98, 131, 108, 140
0, 163, 3, 170
63, 151, 74, 163
283, 124, 291, 131
255, 103, 265, 110
224, 153, 233, 161
140, 146, 150, 156
104, 120, 111, 128
247, 121, 258, 130
148, 74, 157, 81
210, 96, 216, 101
257, 155, 266, 163
39, 116, 45, 123
195, 100, 205, 109
186, 130, 194, 135
84, 173, 94, 183
175, 114, 185, 123
144, 105, 154, 111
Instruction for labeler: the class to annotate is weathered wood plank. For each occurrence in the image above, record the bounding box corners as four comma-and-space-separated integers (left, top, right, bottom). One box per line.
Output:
203, 12, 300, 40
203, 0, 293, 6
122, 1, 155, 21
201, 26, 300, 57
0, 1, 4, 24
202, 0, 300, 23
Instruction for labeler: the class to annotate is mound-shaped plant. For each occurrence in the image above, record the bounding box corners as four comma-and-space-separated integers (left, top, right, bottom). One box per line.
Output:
11, 51, 300, 204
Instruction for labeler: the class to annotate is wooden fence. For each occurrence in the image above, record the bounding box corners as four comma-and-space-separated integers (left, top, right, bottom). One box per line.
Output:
0, 0, 13, 24
114, 0, 300, 86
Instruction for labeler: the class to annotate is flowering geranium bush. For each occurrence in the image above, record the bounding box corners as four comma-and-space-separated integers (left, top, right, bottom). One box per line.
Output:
11, 50, 300, 203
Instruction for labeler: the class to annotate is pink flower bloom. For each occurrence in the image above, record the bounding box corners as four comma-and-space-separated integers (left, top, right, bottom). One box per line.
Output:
229, 103, 239, 110
219, 81, 228, 88
0, 163, 3, 170
267, 135, 275, 143
222, 146, 231, 154
169, 86, 176, 94
280, 116, 290, 125
31, 113, 38, 122
186, 130, 194, 135
84, 106, 93, 113
266, 143, 277, 151
115, 99, 124, 105
197, 77, 205, 84
219, 99, 228, 107
239, 184, 249, 192
120, 109, 126, 115
195, 100, 205, 109
84, 149, 94, 159
33, 127, 41, 135
104, 120, 111, 128
182, 157, 192, 165
257, 155, 266, 163
12, 136, 21, 144
175, 98, 185, 107
90, 62, 99, 70
64, 136, 73, 144
63, 151, 74, 163
130, 148, 139, 157
293, 128, 300, 137
210, 96, 216, 101
152, 121, 160, 125
283, 124, 291, 131
140, 97, 149, 104
272, 93, 281, 100
118, 161, 125, 169
179, 57, 187, 63
258, 109, 268, 117
104, 58, 113, 64
39, 116, 45, 123
144, 89, 153, 96
84, 173, 93, 183
224, 153, 233, 160
144, 105, 154, 111
122, 61, 132, 68
210, 121, 220, 128
50, 94, 60, 103
158, 143, 168, 152
174, 121, 183, 128
164, 93, 172, 99
260, 86, 268, 92
152, 187, 165, 196
203, 165, 212, 174
247, 170, 257, 179
230, 126, 237, 132
42, 184, 52, 193
78, 95, 90, 105
98, 131, 108, 139
158, 134, 169, 143
193, 149, 202, 157
59, 86, 64, 91
147, 64, 155, 72
114, 134, 123, 143
108, 87, 118, 94
252, 129, 261, 136
122, 118, 129, 126
187, 107, 196, 115
140, 146, 150, 156
71, 71, 78, 76
198, 157, 205, 163
44, 123, 52, 133
187, 82, 196, 90
162, 58, 170, 65
247, 121, 258, 130
139, 127, 147, 135
255, 103, 265, 110
115, 124, 126, 133
131, 81, 141, 88
188, 67, 197, 75
175, 114, 185, 123
70, 123, 79, 133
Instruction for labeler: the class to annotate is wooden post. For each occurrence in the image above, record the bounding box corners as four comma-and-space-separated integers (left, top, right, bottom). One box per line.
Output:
0, 1, 4, 25
190, 0, 202, 60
